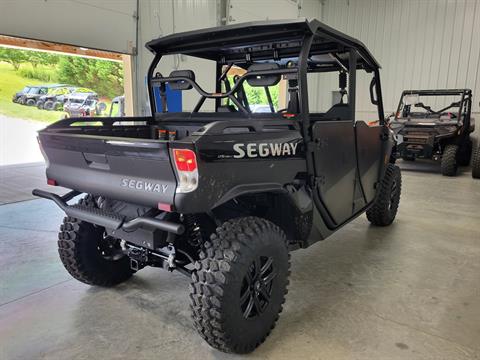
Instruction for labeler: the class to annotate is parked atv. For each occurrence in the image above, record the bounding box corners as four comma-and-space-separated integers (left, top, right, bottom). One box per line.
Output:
63, 92, 106, 117
36, 86, 77, 111
12, 86, 33, 103
33, 19, 401, 354
16, 85, 48, 105
20, 84, 67, 107
389, 89, 475, 176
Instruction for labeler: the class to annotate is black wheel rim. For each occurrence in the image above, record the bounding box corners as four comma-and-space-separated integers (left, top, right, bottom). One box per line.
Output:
389, 179, 397, 211
240, 256, 276, 319
97, 233, 125, 261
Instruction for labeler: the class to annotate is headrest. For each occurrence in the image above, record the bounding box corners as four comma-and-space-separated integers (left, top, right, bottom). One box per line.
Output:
246, 63, 281, 87
168, 70, 195, 90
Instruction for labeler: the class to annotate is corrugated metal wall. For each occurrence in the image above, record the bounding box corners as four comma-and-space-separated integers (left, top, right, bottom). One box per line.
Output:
322, 0, 480, 115
135, 0, 219, 115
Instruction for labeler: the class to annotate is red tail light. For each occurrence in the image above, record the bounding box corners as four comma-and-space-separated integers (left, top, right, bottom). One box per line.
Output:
173, 149, 197, 172
47, 179, 57, 186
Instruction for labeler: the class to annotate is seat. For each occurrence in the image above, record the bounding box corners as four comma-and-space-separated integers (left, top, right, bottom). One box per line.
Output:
324, 103, 350, 120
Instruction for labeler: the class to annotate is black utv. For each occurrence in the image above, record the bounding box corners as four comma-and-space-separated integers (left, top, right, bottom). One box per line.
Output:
33, 19, 401, 354
389, 89, 475, 176
19, 84, 67, 106
12, 86, 32, 103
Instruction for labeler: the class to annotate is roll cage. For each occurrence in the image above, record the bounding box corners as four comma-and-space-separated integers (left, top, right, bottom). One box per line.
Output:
395, 89, 472, 124
145, 18, 385, 127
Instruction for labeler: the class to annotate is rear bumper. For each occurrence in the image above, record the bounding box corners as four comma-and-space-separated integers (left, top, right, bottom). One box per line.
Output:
32, 189, 184, 235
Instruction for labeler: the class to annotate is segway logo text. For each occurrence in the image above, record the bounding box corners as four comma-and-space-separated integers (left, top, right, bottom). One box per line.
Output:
121, 179, 169, 193
233, 143, 298, 158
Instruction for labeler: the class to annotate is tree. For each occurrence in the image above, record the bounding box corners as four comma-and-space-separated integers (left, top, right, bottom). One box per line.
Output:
57, 57, 123, 98
0, 48, 28, 70
29, 51, 60, 68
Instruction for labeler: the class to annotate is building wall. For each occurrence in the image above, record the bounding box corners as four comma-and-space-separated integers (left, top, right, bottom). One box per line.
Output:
134, 0, 219, 115
322, 0, 480, 118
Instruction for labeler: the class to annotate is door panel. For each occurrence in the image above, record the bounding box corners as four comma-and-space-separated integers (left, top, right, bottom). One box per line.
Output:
355, 121, 383, 203
312, 120, 357, 225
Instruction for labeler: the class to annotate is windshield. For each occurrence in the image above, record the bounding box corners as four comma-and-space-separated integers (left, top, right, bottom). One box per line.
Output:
396, 93, 463, 120
28, 87, 41, 94
69, 98, 85, 104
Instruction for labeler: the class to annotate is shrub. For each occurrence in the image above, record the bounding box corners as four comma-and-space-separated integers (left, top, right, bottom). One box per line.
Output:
18, 67, 57, 82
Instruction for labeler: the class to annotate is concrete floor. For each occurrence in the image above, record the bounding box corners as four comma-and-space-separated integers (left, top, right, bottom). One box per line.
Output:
0, 163, 66, 205
0, 161, 479, 360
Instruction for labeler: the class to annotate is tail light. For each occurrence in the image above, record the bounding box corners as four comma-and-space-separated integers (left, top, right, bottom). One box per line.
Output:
172, 149, 198, 193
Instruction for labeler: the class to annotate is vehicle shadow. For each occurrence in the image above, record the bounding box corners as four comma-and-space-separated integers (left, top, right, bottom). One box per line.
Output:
397, 159, 471, 175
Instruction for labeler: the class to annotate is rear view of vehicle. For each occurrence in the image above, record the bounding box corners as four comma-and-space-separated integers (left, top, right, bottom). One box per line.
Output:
389, 89, 474, 176
33, 19, 401, 354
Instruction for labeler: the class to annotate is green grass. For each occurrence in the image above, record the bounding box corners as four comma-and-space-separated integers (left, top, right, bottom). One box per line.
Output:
0, 62, 65, 122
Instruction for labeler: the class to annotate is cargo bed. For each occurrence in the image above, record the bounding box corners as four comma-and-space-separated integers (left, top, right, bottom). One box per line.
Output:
38, 116, 206, 208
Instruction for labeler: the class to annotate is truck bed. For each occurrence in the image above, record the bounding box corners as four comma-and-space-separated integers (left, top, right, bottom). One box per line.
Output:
38, 116, 207, 208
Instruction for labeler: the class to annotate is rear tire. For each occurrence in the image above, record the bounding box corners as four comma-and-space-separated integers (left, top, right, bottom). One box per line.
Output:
367, 164, 401, 226
36, 101, 44, 110
190, 217, 290, 354
26, 99, 36, 106
44, 100, 54, 111
57, 196, 134, 286
472, 142, 480, 179
457, 138, 472, 166
53, 101, 62, 111
441, 144, 459, 176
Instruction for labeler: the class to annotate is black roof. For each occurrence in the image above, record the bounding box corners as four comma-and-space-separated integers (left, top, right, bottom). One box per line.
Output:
146, 19, 380, 70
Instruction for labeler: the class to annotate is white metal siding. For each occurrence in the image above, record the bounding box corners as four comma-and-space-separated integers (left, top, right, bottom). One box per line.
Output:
322, 0, 480, 114
228, 0, 299, 22
135, 0, 218, 115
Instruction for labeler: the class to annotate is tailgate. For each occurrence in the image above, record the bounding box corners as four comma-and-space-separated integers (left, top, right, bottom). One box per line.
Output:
39, 132, 177, 208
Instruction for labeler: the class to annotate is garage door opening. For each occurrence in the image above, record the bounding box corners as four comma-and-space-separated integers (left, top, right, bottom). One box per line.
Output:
0, 35, 133, 167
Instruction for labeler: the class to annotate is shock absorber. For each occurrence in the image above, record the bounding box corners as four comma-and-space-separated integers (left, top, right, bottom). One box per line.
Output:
183, 214, 204, 248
